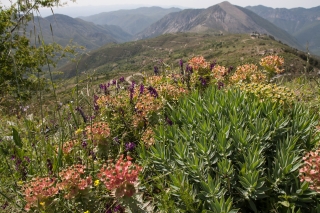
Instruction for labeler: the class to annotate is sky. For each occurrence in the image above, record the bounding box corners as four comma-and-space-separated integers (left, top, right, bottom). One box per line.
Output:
1, 0, 319, 9
1, 0, 319, 17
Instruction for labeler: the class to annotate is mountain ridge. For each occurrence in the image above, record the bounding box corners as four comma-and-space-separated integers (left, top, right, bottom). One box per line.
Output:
135, 1, 301, 50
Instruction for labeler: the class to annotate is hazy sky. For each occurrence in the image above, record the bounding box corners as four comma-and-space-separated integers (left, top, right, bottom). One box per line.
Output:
1, 0, 319, 9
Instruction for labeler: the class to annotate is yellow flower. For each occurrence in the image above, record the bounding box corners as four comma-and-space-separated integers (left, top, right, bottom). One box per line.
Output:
94, 180, 100, 187
84, 211, 90, 213
75, 128, 83, 135
40, 202, 45, 207
17, 180, 23, 186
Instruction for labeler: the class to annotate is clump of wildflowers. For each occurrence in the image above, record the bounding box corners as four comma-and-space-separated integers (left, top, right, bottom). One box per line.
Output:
23, 177, 59, 211
188, 56, 209, 70
300, 150, 320, 192
61, 139, 78, 155
260, 55, 284, 80
230, 64, 266, 84
141, 127, 155, 147
85, 122, 111, 144
237, 82, 295, 105
58, 164, 92, 199
98, 155, 142, 198
211, 65, 228, 81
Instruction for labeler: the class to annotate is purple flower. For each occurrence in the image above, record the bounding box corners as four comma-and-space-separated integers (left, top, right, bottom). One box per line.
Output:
113, 137, 120, 144
154, 66, 159, 75
125, 142, 136, 151
228, 66, 234, 74
94, 94, 99, 111
217, 81, 224, 90
148, 86, 158, 98
119, 76, 125, 82
165, 116, 173, 126
210, 61, 216, 70
129, 82, 135, 102
82, 141, 87, 148
179, 59, 183, 68
199, 77, 207, 86
114, 205, 124, 212
139, 84, 144, 94
186, 64, 193, 73
1, 202, 8, 210
112, 79, 117, 85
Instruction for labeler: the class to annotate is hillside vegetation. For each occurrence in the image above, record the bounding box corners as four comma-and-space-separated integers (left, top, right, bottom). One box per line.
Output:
57, 32, 319, 80
246, 5, 320, 55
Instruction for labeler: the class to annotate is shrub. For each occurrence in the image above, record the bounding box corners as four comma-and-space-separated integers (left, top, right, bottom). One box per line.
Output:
141, 85, 320, 212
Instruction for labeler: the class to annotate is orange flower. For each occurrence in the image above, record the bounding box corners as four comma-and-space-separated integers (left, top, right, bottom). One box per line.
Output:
98, 155, 142, 197
58, 164, 92, 199
23, 177, 58, 211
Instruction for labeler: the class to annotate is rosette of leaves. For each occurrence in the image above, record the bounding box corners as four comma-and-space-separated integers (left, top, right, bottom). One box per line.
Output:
140, 86, 320, 212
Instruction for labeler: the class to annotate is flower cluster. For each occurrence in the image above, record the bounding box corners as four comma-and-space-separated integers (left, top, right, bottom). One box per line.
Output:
85, 122, 111, 144
58, 164, 92, 199
188, 56, 209, 70
230, 64, 266, 84
237, 83, 295, 105
62, 139, 78, 155
211, 65, 228, 81
300, 150, 320, 192
23, 177, 59, 211
141, 127, 155, 147
98, 155, 142, 198
260, 55, 284, 75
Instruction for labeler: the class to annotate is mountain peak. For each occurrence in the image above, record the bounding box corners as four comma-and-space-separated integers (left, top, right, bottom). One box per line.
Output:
218, 1, 232, 6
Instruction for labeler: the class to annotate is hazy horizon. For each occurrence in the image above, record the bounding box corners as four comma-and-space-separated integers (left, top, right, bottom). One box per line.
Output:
1, 0, 319, 18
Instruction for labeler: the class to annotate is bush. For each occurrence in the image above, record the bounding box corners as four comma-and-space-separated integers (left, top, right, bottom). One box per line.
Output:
141, 85, 320, 212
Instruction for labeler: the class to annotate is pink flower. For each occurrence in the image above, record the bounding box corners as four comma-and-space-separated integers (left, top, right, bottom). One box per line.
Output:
98, 155, 142, 197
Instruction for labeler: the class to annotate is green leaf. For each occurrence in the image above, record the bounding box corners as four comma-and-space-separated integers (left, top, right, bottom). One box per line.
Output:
12, 127, 22, 148
279, 201, 290, 207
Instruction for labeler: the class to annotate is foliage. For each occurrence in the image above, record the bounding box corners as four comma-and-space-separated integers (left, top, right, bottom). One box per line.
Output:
142, 85, 320, 212
0, 0, 76, 111
1, 51, 320, 213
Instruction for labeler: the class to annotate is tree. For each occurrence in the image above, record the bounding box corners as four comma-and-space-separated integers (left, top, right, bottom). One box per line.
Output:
0, 0, 76, 111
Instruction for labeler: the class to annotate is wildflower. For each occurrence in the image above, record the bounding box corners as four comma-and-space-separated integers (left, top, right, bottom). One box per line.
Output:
84, 211, 90, 213
75, 128, 83, 135
154, 66, 159, 75
39, 202, 45, 207
98, 155, 142, 198
125, 142, 136, 151
260, 55, 284, 77
1, 202, 8, 210
119, 76, 125, 82
58, 164, 92, 199
94, 180, 100, 186
23, 177, 59, 211
217, 81, 224, 90
210, 61, 216, 70
141, 127, 155, 147
147, 86, 158, 98
85, 122, 111, 143
139, 84, 144, 95
179, 59, 183, 68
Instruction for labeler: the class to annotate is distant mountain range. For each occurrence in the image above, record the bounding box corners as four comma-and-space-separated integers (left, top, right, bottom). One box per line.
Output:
27, 14, 131, 50
246, 5, 320, 55
136, 1, 302, 50
79, 7, 182, 35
